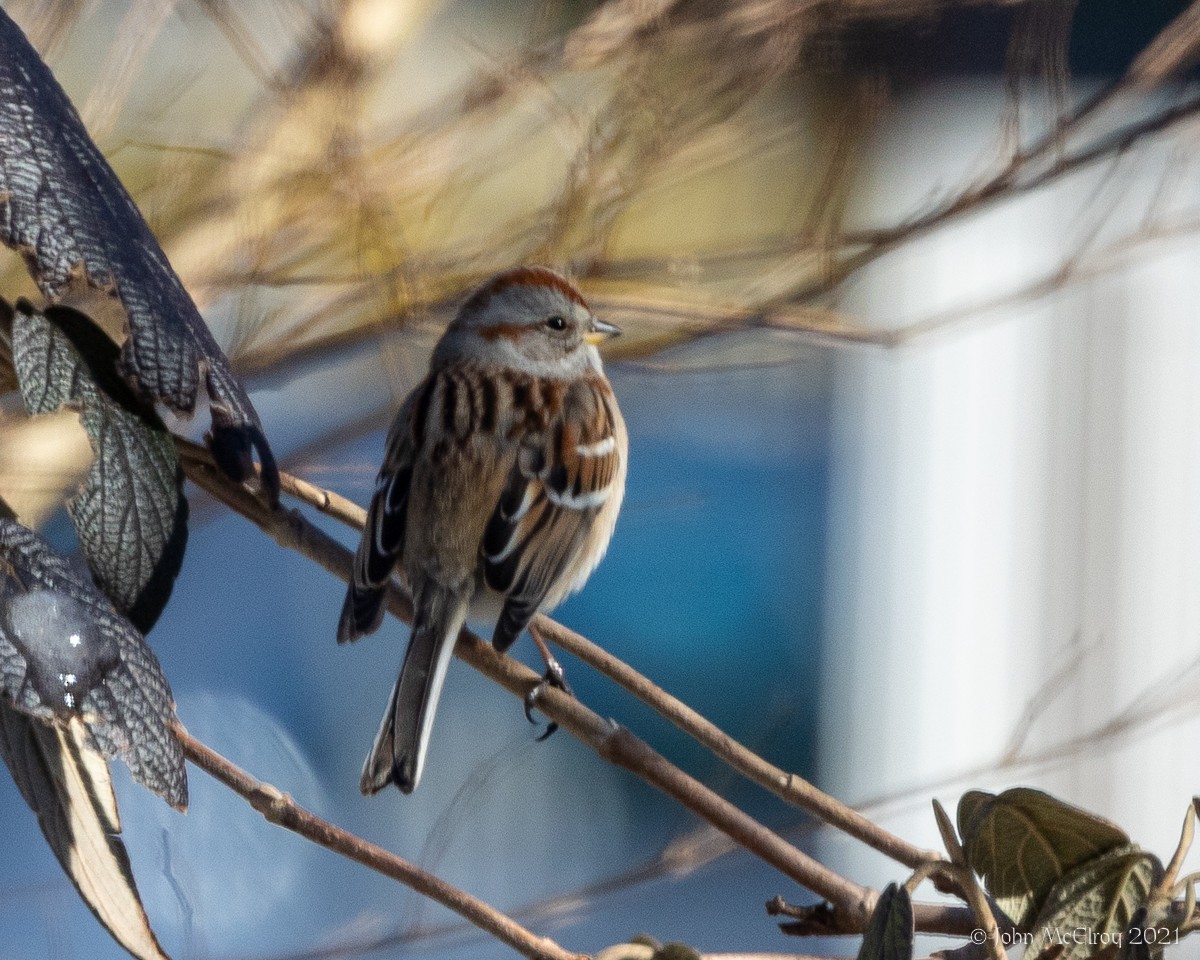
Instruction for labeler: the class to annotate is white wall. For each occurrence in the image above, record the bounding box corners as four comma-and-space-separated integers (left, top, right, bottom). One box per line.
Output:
818, 82, 1200, 893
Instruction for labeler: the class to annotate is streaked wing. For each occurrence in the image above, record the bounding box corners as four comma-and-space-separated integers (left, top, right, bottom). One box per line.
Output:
338, 378, 430, 642
362, 403, 418, 586
482, 376, 621, 651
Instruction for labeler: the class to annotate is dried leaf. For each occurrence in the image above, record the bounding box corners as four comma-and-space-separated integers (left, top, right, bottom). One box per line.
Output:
0, 519, 186, 808
11, 300, 188, 633
1024, 845, 1161, 960
0, 705, 171, 960
857, 883, 914, 960
0, 8, 278, 500
958, 788, 1129, 929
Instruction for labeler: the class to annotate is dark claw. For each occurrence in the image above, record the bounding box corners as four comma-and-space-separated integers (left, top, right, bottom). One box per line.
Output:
524, 656, 573, 741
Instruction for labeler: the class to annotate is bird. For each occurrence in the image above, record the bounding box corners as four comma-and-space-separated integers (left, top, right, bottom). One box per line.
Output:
338, 266, 627, 795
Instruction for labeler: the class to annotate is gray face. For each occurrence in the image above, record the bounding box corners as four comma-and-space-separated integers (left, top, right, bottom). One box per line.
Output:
433, 281, 611, 379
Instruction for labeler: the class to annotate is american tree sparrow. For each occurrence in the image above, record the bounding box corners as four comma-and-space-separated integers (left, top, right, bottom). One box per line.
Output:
338, 266, 627, 794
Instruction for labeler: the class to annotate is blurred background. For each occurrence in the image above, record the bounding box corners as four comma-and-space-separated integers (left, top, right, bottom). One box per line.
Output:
1, 0, 1200, 957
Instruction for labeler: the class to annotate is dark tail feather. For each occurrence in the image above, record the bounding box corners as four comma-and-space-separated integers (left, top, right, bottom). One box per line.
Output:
492, 596, 536, 653
359, 592, 467, 795
337, 583, 385, 644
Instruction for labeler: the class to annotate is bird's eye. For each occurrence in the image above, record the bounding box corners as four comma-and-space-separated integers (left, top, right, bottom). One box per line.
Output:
545, 315, 567, 332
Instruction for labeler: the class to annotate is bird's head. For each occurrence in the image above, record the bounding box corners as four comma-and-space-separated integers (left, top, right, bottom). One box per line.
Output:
435, 266, 621, 378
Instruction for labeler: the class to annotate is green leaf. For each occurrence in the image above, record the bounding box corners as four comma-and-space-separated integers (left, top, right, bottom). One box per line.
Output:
1024, 845, 1161, 960
11, 300, 187, 633
957, 790, 991, 838
857, 883, 914, 960
594, 936, 693, 960
958, 788, 1130, 929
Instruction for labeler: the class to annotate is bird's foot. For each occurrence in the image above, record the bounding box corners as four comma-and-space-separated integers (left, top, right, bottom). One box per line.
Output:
524, 654, 573, 741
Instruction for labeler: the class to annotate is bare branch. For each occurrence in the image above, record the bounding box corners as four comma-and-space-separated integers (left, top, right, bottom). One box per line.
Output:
175, 724, 582, 960
765, 895, 971, 938
533, 616, 942, 870
254, 441, 941, 871
175, 439, 901, 932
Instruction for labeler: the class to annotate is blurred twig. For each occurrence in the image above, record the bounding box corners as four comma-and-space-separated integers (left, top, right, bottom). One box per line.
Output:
42, 0, 1193, 390
1129, 0, 1200, 87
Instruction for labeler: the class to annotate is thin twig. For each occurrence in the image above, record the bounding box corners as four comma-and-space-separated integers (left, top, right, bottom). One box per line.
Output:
931, 799, 965, 866
763, 895, 970, 938
175, 726, 580, 960
1127, 0, 1200, 87
533, 616, 942, 870
215, 82, 1200, 383
910, 863, 1004, 960
277, 470, 366, 529
252, 439, 941, 870
177, 439, 968, 936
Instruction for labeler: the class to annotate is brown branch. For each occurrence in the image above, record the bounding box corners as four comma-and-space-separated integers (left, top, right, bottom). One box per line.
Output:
610, 87, 1200, 350
532, 617, 942, 870
243, 439, 941, 871
835, 79, 1124, 251
700, 954, 856, 960
218, 79, 1200, 386
277, 469, 366, 529
176, 439, 927, 935
175, 726, 580, 960
765, 895, 971, 938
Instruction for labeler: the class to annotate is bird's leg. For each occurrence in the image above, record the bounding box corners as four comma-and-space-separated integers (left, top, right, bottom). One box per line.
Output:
524, 621, 573, 741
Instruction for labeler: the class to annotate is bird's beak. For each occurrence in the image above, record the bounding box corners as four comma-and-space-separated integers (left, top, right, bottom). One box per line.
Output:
584, 317, 621, 346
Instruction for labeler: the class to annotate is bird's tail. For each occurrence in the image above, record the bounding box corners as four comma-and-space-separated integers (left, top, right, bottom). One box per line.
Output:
360, 590, 468, 795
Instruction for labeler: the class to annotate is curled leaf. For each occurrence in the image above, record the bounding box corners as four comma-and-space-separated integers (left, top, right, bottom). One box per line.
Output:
1024, 845, 1161, 960
958, 788, 1129, 929
0, 8, 277, 499
0, 518, 186, 808
11, 300, 188, 632
857, 883, 914, 960
0, 704, 172, 960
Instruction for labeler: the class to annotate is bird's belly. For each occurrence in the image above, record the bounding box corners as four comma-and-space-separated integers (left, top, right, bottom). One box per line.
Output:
464, 585, 505, 636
